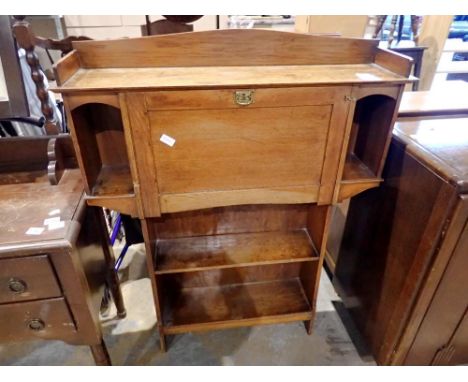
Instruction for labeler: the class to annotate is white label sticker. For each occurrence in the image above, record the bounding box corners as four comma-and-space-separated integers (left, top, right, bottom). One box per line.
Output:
44, 216, 61, 226
26, 227, 45, 235
48, 209, 61, 216
160, 134, 176, 147
47, 221, 65, 231
356, 72, 380, 81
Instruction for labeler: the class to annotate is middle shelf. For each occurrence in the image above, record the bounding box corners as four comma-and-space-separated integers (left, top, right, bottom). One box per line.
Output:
154, 229, 319, 274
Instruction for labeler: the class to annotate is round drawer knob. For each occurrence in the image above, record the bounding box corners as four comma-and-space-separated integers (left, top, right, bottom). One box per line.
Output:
8, 278, 27, 293
28, 318, 45, 331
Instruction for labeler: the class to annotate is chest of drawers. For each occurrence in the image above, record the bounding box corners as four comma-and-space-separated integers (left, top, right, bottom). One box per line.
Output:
0, 136, 125, 365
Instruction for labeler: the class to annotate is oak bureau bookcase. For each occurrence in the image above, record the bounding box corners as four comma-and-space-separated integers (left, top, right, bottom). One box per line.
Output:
52, 29, 412, 351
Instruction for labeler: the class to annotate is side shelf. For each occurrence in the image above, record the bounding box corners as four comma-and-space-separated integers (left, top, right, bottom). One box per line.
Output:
91, 164, 133, 197
338, 90, 400, 201
339, 153, 383, 201
66, 99, 138, 216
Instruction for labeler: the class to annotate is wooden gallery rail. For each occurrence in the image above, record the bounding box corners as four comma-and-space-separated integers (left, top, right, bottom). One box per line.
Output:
51, 29, 413, 351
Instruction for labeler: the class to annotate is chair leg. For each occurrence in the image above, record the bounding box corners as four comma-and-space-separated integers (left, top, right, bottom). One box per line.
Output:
108, 267, 126, 318
90, 339, 112, 366
101, 242, 129, 317
110, 243, 129, 318
159, 326, 167, 352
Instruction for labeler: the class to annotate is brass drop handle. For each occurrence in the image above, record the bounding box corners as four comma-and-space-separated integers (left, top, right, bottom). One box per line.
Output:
8, 278, 27, 294
28, 318, 45, 331
234, 90, 254, 106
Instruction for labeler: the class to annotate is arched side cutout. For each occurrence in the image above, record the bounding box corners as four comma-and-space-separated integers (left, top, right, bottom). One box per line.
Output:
67, 93, 120, 111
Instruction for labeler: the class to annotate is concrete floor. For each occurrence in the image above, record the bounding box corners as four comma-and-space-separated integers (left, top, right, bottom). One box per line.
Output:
0, 243, 375, 366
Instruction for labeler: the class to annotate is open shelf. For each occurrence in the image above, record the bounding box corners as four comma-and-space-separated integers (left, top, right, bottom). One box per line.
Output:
342, 153, 378, 182
347, 94, 397, 176
91, 164, 133, 196
70, 102, 133, 198
162, 278, 312, 333
69, 101, 139, 216
155, 230, 318, 274
149, 203, 328, 339
85, 163, 137, 216
338, 93, 397, 201
339, 153, 382, 201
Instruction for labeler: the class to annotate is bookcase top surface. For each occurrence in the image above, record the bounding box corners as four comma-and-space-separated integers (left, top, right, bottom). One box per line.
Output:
54, 63, 410, 93
53, 29, 413, 93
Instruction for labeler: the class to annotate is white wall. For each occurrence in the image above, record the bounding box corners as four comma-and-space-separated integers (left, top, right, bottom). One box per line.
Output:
64, 16, 229, 39
0, 57, 7, 102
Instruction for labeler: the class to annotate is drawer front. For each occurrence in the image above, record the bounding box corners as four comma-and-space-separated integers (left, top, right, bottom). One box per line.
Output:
0, 255, 62, 304
0, 297, 76, 342
148, 87, 346, 196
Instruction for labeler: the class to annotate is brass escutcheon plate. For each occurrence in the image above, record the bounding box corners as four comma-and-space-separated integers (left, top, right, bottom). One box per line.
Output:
234, 90, 254, 106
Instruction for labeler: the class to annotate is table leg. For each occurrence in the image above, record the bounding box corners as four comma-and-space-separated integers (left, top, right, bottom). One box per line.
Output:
90, 339, 112, 366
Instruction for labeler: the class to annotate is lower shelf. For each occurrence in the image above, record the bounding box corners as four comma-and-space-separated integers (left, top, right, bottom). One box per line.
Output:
162, 278, 312, 334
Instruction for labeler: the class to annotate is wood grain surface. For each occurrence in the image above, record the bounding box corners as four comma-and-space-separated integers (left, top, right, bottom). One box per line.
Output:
155, 230, 318, 274
163, 278, 312, 333
0, 255, 61, 303
72, 29, 378, 68
55, 64, 410, 93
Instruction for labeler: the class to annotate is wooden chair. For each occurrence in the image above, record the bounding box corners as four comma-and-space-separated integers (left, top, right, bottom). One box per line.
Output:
10, 17, 127, 322
142, 15, 203, 36
11, 15, 203, 134
11, 16, 91, 135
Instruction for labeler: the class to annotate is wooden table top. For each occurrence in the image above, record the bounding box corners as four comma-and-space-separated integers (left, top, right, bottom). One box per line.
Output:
399, 83, 468, 117
394, 117, 468, 191
0, 169, 83, 252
